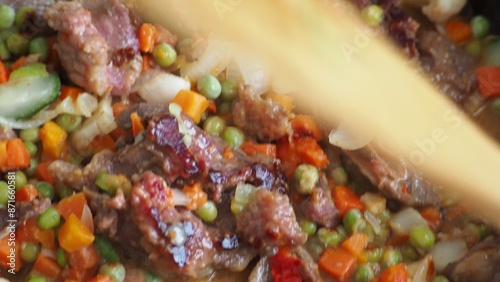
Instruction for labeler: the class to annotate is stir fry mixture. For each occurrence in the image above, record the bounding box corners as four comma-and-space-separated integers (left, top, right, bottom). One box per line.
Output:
0, 0, 499, 281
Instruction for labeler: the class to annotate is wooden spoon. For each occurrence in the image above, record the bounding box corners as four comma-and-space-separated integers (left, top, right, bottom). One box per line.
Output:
135, 0, 500, 226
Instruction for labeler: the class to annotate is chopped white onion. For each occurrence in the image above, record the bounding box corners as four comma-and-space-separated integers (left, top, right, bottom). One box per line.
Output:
360, 192, 387, 215
232, 48, 270, 95
71, 96, 116, 152
133, 70, 191, 104
364, 210, 381, 234
180, 39, 232, 82
329, 119, 373, 150
430, 239, 468, 272
407, 256, 434, 282
389, 207, 428, 235
81, 204, 94, 233
172, 189, 190, 207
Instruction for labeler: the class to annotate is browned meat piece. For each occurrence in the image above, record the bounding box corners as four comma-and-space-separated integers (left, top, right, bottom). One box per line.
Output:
384, 5, 420, 57
0, 127, 15, 141
44, 0, 142, 96
445, 237, 500, 282
115, 103, 169, 130
292, 247, 323, 282
17, 197, 51, 223
301, 184, 339, 228
236, 188, 306, 253
233, 86, 291, 142
342, 145, 441, 206
417, 30, 478, 105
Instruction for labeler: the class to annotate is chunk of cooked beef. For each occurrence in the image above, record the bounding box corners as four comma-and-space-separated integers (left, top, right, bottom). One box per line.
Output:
292, 246, 323, 282
342, 145, 441, 206
233, 85, 291, 142
17, 197, 51, 223
44, 0, 142, 96
236, 188, 306, 254
445, 236, 500, 282
417, 30, 477, 105
301, 180, 339, 228
116, 103, 169, 130
384, 4, 420, 57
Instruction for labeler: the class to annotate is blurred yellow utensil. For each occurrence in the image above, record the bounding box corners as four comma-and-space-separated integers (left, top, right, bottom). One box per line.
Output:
136, 0, 500, 226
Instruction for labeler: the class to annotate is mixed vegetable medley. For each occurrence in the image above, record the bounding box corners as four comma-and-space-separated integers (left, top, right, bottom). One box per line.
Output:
0, 0, 499, 281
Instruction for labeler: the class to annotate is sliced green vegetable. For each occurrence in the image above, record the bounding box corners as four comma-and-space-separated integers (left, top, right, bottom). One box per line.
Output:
56, 247, 68, 267
0, 72, 60, 119
55, 114, 82, 133
20, 127, 40, 142
95, 172, 132, 196
10, 63, 47, 80
94, 236, 120, 263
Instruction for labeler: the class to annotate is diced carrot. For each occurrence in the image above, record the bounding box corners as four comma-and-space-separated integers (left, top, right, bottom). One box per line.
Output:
18, 218, 55, 248
35, 229, 55, 249
476, 66, 500, 98
420, 207, 442, 229
110, 127, 131, 141
16, 184, 40, 202
182, 182, 208, 210
332, 185, 365, 217
266, 92, 294, 112
207, 99, 217, 113
318, 248, 357, 282
0, 141, 8, 169
59, 85, 83, 101
62, 267, 97, 281
67, 244, 100, 270
0, 234, 22, 272
378, 263, 409, 282
444, 20, 472, 43
112, 101, 130, 117
291, 114, 322, 140
295, 137, 329, 168
56, 192, 88, 220
40, 121, 68, 159
36, 161, 55, 185
90, 134, 116, 154
59, 214, 95, 253
276, 138, 302, 177
172, 89, 209, 124
388, 234, 409, 246
138, 23, 158, 53
142, 54, 154, 73
89, 274, 113, 282
10, 56, 27, 71
131, 112, 145, 137
0, 61, 9, 84
269, 248, 303, 282
240, 141, 277, 158
4, 138, 31, 171
341, 233, 369, 259
33, 255, 61, 278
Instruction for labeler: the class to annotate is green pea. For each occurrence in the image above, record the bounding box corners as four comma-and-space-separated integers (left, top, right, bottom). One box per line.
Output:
354, 264, 374, 282
56, 247, 68, 267
0, 5, 15, 29
21, 242, 40, 263
27, 275, 47, 282
400, 245, 419, 262
29, 37, 49, 61
466, 40, 482, 57
294, 164, 319, 194
330, 167, 348, 185
483, 39, 500, 67
299, 220, 317, 236
409, 226, 435, 250
20, 127, 40, 142
381, 247, 402, 268
361, 4, 384, 27
220, 80, 237, 102
6, 32, 28, 55
197, 75, 222, 99
36, 182, 54, 200
0, 41, 11, 61
94, 236, 120, 263
152, 43, 177, 68
14, 171, 27, 190
218, 102, 232, 114
195, 200, 218, 223
432, 275, 450, 282
14, 6, 35, 28
37, 207, 61, 230
99, 262, 126, 282
343, 209, 363, 233
222, 127, 244, 148
471, 15, 490, 39
145, 271, 162, 282
203, 116, 226, 136
336, 226, 348, 240
0, 181, 8, 207
55, 114, 82, 133
365, 247, 383, 262
24, 141, 38, 158
317, 228, 342, 247
478, 224, 490, 240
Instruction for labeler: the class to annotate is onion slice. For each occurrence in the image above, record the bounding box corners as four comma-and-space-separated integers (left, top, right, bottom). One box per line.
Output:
133, 70, 190, 104
430, 239, 468, 272
329, 119, 373, 150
